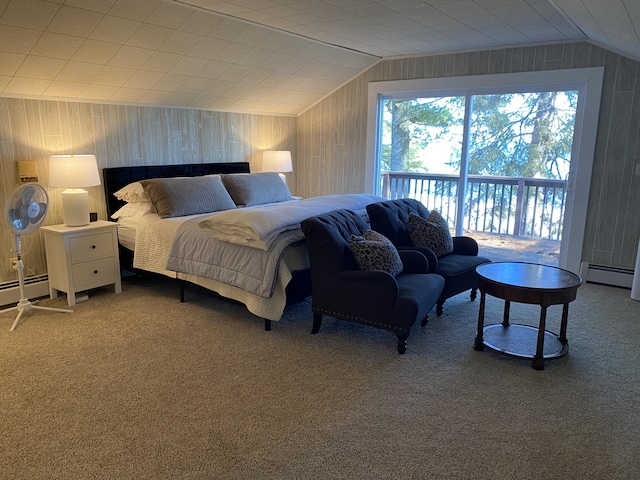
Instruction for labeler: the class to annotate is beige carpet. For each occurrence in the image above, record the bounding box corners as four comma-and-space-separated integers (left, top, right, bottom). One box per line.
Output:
1, 275, 639, 480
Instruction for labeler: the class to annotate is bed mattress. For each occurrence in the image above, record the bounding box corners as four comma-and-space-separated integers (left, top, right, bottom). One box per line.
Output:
126, 212, 308, 321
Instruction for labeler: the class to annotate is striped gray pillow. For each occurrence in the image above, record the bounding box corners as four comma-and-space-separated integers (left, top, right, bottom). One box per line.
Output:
140, 175, 236, 218
222, 172, 292, 206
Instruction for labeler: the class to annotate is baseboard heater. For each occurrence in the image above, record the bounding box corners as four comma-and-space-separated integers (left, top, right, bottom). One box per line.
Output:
579, 262, 634, 289
0, 274, 50, 308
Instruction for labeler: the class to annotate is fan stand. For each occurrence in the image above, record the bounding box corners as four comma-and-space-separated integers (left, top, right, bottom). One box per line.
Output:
1, 235, 73, 331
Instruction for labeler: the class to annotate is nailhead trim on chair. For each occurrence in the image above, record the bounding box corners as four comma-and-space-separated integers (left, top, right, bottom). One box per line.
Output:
313, 308, 410, 334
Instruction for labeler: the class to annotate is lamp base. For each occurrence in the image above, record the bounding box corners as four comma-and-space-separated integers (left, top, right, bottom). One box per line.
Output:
61, 189, 90, 226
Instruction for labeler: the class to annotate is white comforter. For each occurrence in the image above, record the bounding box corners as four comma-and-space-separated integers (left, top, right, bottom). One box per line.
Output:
198, 194, 385, 250
132, 193, 386, 320
130, 212, 308, 320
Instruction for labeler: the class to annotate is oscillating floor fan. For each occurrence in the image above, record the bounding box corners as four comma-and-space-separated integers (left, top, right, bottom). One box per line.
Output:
1, 183, 73, 331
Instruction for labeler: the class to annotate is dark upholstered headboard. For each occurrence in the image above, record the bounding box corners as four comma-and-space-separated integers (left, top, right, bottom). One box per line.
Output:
102, 162, 250, 219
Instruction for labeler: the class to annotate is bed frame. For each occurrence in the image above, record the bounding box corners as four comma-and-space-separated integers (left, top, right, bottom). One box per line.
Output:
102, 162, 311, 330
103, 162, 251, 275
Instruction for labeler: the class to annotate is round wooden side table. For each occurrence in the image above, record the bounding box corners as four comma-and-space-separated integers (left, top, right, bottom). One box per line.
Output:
474, 262, 582, 370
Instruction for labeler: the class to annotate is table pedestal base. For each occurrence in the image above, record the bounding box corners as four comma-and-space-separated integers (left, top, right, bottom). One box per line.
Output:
480, 324, 568, 369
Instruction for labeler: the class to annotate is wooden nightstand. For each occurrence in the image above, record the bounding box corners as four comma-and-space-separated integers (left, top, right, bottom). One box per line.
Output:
42, 220, 122, 306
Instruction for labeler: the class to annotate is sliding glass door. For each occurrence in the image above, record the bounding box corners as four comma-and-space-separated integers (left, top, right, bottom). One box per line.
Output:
379, 90, 577, 245
365, 69, 604, 273
380, 95, 465, 227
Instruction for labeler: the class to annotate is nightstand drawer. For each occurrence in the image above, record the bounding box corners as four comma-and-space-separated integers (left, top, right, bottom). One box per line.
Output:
72, 258, 116, 289
69, 233, 114, 263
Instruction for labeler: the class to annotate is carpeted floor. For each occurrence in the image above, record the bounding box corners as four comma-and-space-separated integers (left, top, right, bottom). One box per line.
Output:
1, 275, 639, 479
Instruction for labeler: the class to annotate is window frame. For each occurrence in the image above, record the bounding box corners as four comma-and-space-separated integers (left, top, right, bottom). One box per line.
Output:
365, 68, 604, 274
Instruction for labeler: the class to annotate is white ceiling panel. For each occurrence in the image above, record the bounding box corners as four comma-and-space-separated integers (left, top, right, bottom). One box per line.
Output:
0, 0, 637, 115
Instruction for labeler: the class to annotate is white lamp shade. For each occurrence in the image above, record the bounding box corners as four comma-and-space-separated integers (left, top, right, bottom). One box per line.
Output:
48, 154, 100, 188
261, 151, 292, 173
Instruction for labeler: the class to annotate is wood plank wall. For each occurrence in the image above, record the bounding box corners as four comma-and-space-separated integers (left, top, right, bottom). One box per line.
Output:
297, 41, 640, 271
0, 99, 296, 284
2, 41, 638, 285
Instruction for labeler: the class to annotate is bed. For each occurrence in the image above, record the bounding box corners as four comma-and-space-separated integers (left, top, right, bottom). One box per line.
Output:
103, 162, 385, 329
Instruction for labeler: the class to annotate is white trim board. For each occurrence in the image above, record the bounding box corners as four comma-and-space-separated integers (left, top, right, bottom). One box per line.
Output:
579, 262, 634, 289
0, 275, 50, 309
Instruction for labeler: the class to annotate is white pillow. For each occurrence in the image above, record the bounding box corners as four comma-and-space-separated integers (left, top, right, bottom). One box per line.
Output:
110, 202, 155, 219
114, 182, 149, 203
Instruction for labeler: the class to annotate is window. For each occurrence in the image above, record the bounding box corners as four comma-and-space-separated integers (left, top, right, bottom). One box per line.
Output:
365, 68, 604, 273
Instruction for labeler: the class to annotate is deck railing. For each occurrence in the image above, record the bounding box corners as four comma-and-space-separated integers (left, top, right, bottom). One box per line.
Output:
381, 172, 567, 240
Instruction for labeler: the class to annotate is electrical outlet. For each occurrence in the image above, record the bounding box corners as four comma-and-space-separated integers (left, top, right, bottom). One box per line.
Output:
10, 257, 18, 271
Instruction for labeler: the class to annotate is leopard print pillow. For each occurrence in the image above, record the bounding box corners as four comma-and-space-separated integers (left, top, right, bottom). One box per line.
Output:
349, 230, 403, 277
407, 210, 454, 258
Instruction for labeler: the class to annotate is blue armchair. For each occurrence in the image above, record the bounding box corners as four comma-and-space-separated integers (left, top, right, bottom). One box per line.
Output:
367, 198, 491, 316
301, 209, 444, 354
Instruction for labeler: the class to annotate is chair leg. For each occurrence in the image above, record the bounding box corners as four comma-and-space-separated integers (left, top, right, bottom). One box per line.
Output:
436, 301, 444, 316
264, 319, 271, 331
470, 287, 478, 301
397, 334, 408, 354
311, 312, 322, 334
421, 314, 429, 327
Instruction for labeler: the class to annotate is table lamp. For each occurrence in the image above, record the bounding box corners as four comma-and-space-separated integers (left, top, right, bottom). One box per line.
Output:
261, 151, 292, 184
48, 154, 100, 226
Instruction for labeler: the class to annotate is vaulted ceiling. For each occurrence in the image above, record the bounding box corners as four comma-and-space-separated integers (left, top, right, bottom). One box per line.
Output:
0, 0, 638, 116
